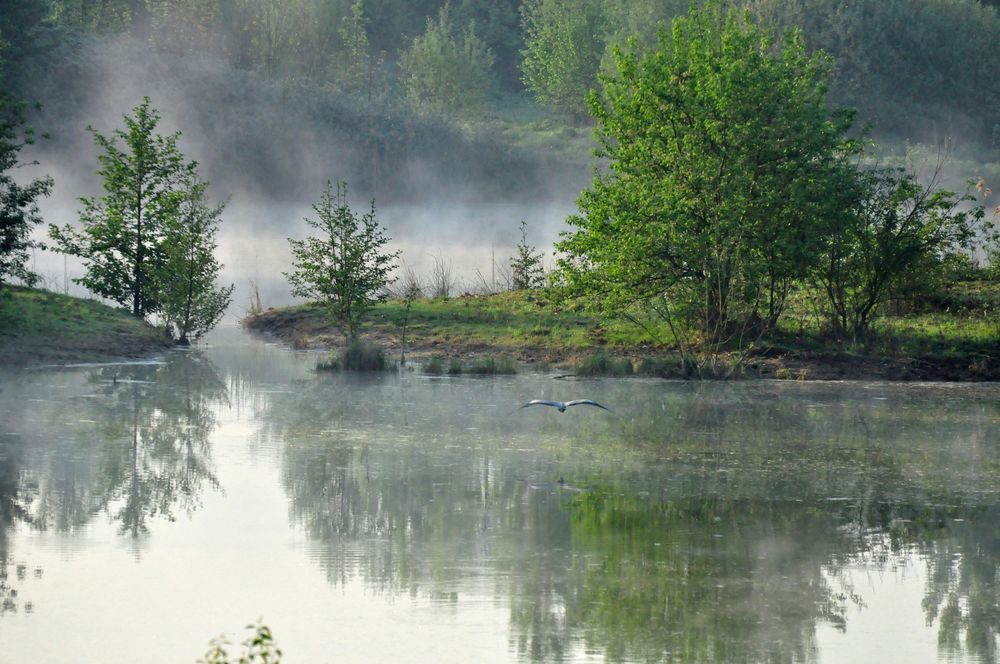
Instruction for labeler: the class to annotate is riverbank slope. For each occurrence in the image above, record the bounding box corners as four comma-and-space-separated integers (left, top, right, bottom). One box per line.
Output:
0, 287, 172, 366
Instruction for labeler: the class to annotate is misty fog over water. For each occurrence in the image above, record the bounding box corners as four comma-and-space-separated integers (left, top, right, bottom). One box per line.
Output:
17, 35, 587, 310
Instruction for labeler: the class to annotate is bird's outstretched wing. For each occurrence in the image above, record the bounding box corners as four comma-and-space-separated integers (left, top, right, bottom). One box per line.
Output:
520, 399, 564, 409
565, 399, 611, 411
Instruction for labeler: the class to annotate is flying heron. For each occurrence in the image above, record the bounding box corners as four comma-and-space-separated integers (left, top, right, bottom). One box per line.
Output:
520, 399, 611, 413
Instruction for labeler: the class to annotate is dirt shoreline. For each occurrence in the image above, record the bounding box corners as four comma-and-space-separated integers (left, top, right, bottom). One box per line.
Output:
0, 333, 173, 368
242, 310, 999, 382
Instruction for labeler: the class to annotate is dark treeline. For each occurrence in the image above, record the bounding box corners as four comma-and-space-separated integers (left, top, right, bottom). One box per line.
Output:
3, 0, 1000, 145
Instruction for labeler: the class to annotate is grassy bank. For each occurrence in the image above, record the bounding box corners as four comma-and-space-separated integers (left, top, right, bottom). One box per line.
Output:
0, 287, 172, 366
244, 285, 1000, 381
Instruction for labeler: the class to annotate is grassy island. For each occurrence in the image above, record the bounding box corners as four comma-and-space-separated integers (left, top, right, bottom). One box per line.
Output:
243, 283, 999, 381
0, 287, 172, 367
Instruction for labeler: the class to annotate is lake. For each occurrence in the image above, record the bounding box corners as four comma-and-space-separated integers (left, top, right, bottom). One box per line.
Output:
1, 329, 998, 663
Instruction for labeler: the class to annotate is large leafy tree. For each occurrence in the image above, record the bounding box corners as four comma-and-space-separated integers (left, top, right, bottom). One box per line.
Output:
50, 97, 196, 318
285, 181, 399, 339
556, 4, 857, 341
158, 180, 234, 344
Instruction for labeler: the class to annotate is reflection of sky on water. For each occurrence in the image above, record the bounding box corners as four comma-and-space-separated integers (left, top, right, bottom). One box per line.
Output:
0, 330, 998, 663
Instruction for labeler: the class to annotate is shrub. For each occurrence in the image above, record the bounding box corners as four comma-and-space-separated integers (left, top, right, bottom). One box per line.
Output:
318, 339, 388, 371
575, 352, 633, 376
424, 356, 445, 374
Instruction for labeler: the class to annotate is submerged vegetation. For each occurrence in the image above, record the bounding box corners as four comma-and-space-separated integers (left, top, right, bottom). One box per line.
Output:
317, 338, 390, 372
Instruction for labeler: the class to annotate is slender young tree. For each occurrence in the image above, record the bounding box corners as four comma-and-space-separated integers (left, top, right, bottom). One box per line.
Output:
49, 97, 196, 318
158, 179, 234, 344
285, 181, 399, 339
510, 220, 544, 290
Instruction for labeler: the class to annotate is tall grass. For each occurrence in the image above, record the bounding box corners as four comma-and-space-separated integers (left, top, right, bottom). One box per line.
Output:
575, 352, 633, 377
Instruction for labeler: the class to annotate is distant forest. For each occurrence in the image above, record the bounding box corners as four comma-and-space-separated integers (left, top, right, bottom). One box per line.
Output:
2, 0, 1000, 198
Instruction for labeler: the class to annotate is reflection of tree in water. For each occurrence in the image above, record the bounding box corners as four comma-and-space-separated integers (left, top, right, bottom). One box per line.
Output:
22, 353, 227, 537
0, 430, 40, 614
548, 493, 857, 664
262, 372, 1000, 662
911, 507, 1000, 663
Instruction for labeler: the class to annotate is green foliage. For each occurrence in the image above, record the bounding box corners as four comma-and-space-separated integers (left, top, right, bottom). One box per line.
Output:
814, 165, 984, 338
744, 0, 1000, 142
200, 621, 282, 664
144, 0, 226, 54
557, 4, 857, 343
47, 97, 230, 339
319, 338, 389, 371
399, 3, 497, 115
0, 96, 53, 288
158, 181, 234, 343
575, 351, 633, 376
447, 357, 463, 374
49, 97, 197, 318
285, 181, 400, 339
423, 355, 445, 374
0, 0, 55, 91
336, 0, 374, 90
452, 0, 524, 88
48, 0, 133, 33
509, 220, 545, 290
520, 0, 608, 119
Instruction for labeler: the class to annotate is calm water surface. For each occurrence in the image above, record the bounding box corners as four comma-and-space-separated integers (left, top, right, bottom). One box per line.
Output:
1, 330, 998, 663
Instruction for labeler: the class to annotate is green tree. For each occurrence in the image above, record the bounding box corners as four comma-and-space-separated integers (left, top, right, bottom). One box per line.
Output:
285, 181, 399, 339
556, 5, 856, 343
49, 97, 196, 318
158, 180, 234, 344
816, 165, 983, 339
0, 99, 53, 289
399, 3, 496, 115
520, 0, 608, 120
510, 220, 544, 290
